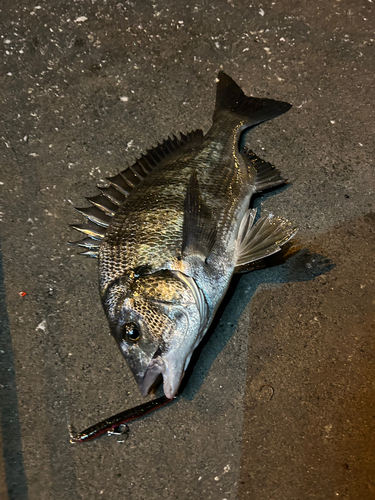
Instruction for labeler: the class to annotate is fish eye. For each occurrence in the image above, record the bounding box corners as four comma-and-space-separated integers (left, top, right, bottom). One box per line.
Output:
123, 323, 140, 343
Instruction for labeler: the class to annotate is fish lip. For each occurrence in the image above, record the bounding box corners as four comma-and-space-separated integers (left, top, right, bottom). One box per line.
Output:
161, 370, 184, 400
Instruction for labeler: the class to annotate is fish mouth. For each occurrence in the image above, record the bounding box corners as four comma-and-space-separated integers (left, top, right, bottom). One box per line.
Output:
119, 338, 189, 400
139, 355, 185, 400
140, 362, 164, 397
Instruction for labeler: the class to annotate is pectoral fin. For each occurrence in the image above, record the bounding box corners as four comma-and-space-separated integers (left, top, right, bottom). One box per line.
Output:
234, 209, 297, 273
182, 171, 217, 259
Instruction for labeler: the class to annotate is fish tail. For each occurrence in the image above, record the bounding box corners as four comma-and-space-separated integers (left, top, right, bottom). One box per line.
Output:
213, 72, 291, 127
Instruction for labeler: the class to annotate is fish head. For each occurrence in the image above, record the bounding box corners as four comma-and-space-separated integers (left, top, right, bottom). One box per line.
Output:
103, 270, 208, 399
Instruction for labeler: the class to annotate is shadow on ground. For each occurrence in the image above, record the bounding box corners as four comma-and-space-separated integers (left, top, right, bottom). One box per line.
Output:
0, 240, 29, 500
238, 213, 375, 500
181, 242, 334, 400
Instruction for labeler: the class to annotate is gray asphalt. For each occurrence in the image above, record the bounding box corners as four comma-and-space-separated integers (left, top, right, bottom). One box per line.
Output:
0, 1, 374, 499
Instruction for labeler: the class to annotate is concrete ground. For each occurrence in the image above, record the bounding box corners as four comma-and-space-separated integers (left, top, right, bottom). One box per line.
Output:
0, 0, 374, 499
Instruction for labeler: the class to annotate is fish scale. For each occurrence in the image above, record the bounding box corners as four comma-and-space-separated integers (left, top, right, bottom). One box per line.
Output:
71, 72, 297, 399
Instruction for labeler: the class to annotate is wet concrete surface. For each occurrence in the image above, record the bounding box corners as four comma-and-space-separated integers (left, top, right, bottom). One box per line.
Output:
0, 0, 374, 499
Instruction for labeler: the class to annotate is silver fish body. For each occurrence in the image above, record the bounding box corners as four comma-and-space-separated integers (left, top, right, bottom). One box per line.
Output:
72, 73, 297, 399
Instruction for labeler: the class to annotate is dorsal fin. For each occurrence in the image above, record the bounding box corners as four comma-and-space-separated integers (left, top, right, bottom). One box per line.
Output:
70, 130, 204, 257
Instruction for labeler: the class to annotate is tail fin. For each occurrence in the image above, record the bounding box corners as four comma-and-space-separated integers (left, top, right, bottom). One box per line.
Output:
213, 72, 291, 126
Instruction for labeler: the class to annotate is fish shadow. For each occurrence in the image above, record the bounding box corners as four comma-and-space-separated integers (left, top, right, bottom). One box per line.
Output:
179, 246, 335, 400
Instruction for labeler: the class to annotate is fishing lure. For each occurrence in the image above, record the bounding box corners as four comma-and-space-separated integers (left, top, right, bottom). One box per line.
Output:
70, 395, 173, 443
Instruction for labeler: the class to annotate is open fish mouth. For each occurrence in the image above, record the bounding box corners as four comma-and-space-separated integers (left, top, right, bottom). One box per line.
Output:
139, 355, 186, 400
140, 362, 165, 397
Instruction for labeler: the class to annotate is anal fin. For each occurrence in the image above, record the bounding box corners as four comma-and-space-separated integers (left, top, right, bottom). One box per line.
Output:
242, 147, 287, 192
235, 209, 297, 273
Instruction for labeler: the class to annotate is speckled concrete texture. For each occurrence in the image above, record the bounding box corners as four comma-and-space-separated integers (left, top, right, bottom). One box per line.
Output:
0, 0, 374, 499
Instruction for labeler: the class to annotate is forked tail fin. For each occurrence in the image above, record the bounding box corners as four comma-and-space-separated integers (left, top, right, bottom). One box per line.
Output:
213, 72, 292, 127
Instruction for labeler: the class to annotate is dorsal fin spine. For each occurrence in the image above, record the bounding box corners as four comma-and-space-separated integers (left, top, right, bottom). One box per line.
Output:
75, 207, 111, 227
86, 196, 117, 217
129, 164, 145, 180
163, 140, 173, 153
99, 187, 125, 205
142, 156, 155, 169
149, 150, 161, 162
70, 222, 105, 239
119, 171, 136, 188
133, 158, 150, 174
107, 178, 131, 196
71, 129, 204, 257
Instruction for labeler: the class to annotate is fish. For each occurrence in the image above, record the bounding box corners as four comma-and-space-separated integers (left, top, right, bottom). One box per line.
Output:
71, 72, 297, 400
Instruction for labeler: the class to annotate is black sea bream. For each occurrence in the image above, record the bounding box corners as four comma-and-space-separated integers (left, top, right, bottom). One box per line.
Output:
71, 72, 297, 399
